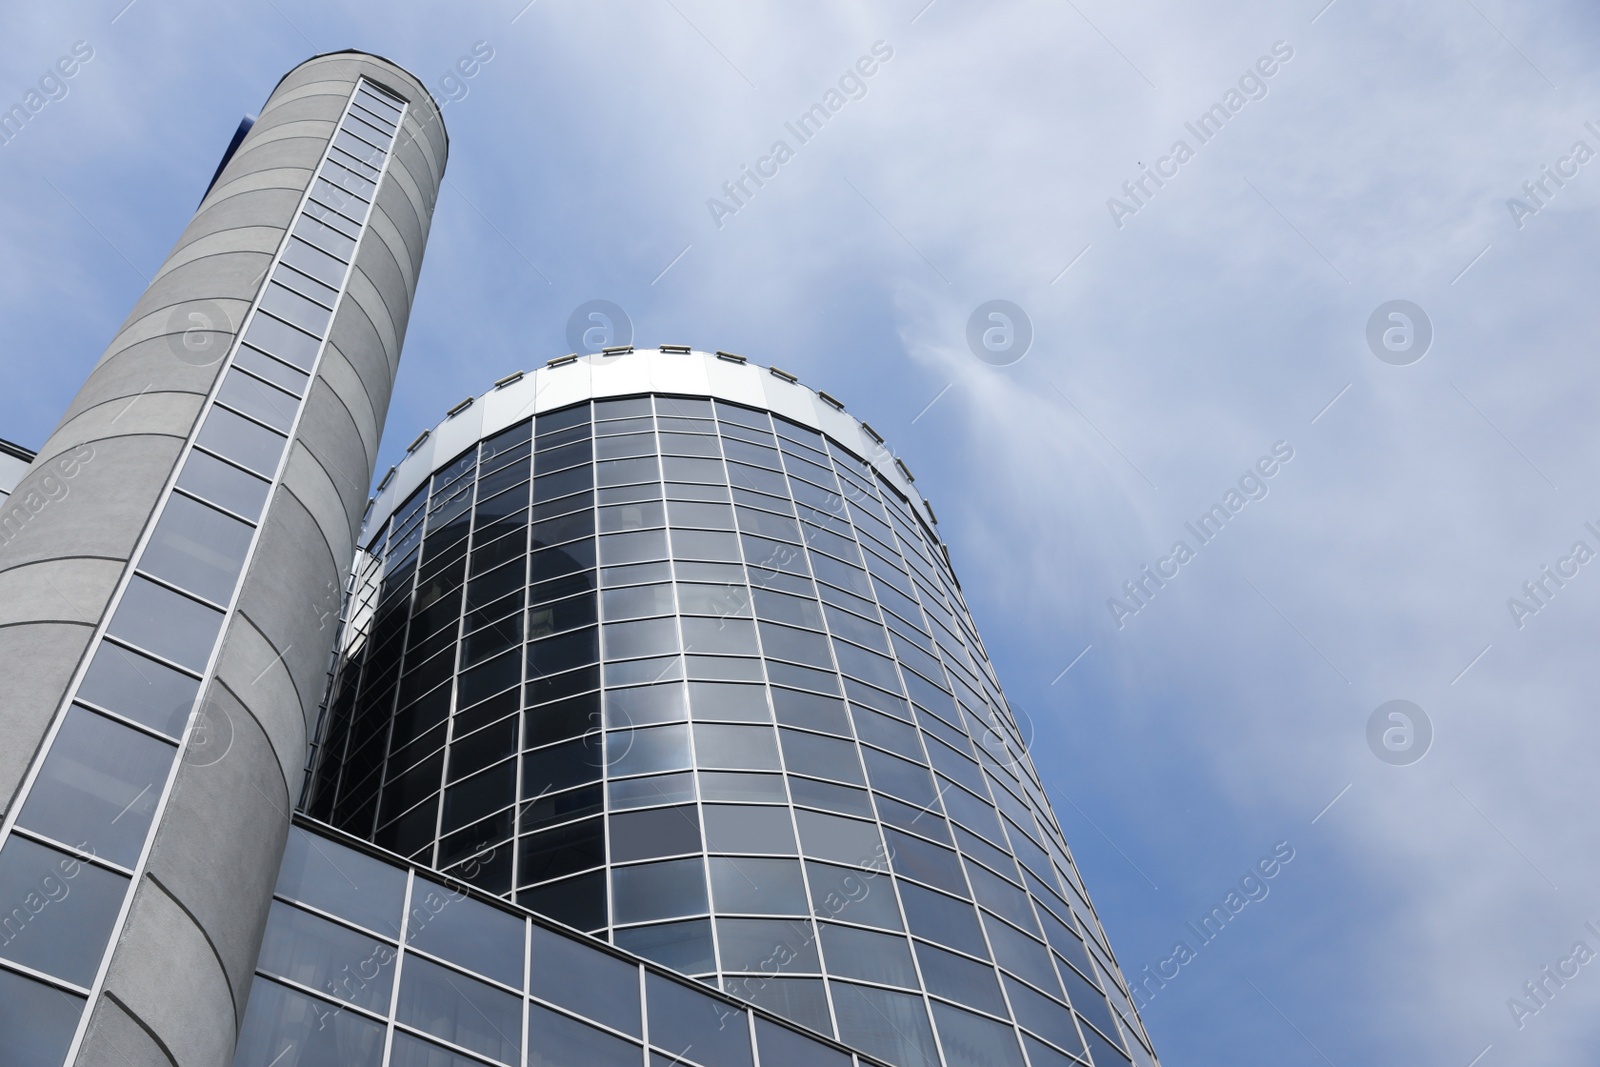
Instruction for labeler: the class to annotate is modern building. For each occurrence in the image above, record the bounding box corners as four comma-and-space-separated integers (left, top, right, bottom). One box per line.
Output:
0, 439, 33, 504
0, 50, 1160, 1067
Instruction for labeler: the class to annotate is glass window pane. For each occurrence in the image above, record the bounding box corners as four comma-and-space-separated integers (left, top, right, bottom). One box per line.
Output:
604, 683, 685, 728
715, 917, 817, 973
609, 805, 701, 863
260, 281, 332, 336
140, 493, 255, 605
611, 858, 707, 924
708, 857, 806, 915
607, 723, 689, 778
915, 940, 1007, 1015
931, 1001, 1027, 1067
0, 835, 129, 986
898, 882, 987, 957
405, 879, 524, 989
195, 405, 288, 476
273, 826, 407, 938
107, 575, 224, 672
243, 311, 322, 370
613, 918, 714, 975
778, 729, 863, 785
793, 810, 882, 868
804, 862, 900, 931
178, 449, 272, 521
217, 367, 300, 432
395, 954, 521, 1065
0, 967, 84, 1067
529, 924, 641, 1036
697, 772, 786, 804
701, 805, 794, 856
255, 900, 394, 1012
1003, 975, 1086, 1057
281, 236, 348, 288
603, 617, 679, 660
527, 1004, 642, 1067
610, 771, 695, 810
685, 683, 768, 723
601, 583, 674, 621
754, 1016, 850, 1067
17, 706, 175, 867
676, 582, 750, 618
692, 725, 779, 771
388, 1030, 492, 1067
818, 924, 918, 988
646, 972, 753, 1067
233, 976, 385, 1067
77, 643, 197, 738
831, 982, 940, 1067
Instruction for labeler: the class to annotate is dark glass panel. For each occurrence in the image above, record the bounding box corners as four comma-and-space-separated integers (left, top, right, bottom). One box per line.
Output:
77, 642, 197, 738
613, 918, 714, 975
177, 449, 272, 521
610, 858, 707, 924
519, 817, 605, 884
519, 869, 606, 932
899, 882, 987, 957
405, 878, 524, 988
930, 1002, 1027, 1067
17, 706, 174, 867
526, 1004, 641, 1067
233, 977, 384, 1067
701, 805, 795, 856
108, 575, 224, 672
0, 836, 128, 986
803, 861, 900, 930
707, 857, 807, 915
395, 954, 520, 1065
830, 982, 939, 1067
255, 900, 394, 1012
818, 923, 918, 988
645, 971, 754, 1067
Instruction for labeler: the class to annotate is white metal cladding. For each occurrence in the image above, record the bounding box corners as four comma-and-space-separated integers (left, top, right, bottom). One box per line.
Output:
367, 351, 931, 543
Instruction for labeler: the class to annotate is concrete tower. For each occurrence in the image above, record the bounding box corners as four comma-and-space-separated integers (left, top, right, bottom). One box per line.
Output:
0, 52, 445, 1066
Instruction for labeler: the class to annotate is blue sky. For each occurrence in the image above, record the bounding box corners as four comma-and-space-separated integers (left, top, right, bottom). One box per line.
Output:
6, 1, 1600, 1062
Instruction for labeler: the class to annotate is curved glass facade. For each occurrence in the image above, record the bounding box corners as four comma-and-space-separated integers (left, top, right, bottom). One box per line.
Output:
306, 366, 1158, 1067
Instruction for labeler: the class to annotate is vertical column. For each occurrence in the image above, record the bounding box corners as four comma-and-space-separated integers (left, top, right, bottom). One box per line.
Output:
0, 52, 444, 1067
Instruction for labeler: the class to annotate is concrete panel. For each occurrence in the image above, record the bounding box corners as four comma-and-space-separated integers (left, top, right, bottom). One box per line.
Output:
312, 347, 380, 472
92, 298, 253, 377
282, 442, 358, 573
344, 269, 400, 366
211, 614, 307, 786
352, 238, 407, 341
0, 557, 122, 627
235, 489, 342, 721
39, 392, 202, 464
155, 226, 281, 285
324, 340, 391, 448
146, 683, 292, 1022
324, 285, 393, 388
250, 91, 347, 131
100, 879, 238, 1067
190, 167, 310, 210
77, 993, 178, 1067
0, 622, 93, 817
368, 205, 419, 302
0, 436, 179, 573
374, 165, 427, 269
296, 381, 372, 530
184, 188, 303, 250
118, 253, 273, 353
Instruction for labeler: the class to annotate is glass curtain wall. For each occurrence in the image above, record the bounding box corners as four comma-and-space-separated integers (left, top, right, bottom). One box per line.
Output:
306, 394, 1157, 1067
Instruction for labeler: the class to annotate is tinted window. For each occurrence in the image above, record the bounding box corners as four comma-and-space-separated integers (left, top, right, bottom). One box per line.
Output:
0, 836, 128, 986
529, 924, 641, 1036
77, 642, 197, 738
107, 575, 224, 672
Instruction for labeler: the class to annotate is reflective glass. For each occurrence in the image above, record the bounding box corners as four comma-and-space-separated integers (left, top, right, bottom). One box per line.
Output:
405, 879, 524, 988
692, 725, 780, 771
529, 924, 641, 1035
646, 972, 754, 1067
778, 729, 863, 785
243, 311, 321, 370
818, 923, 918, 988
898, 882, 987, 957
793, 810, 882, 867
178, 449, 273, 521
140, 493, 255, 605
395, 954, 521, 1065
196, 405, 288, 477
17, 706, 175, 868
274, 826, 407, 938
217, 366, 300, 431
1003, 974, 1086, 1057
609, 805, 701, 862
804, 861, 899, 930
685, 682, 768, 723
697, 772, 786, 804
715, 918, 817, 973
108, 575, 224, 672
604, 684, 686, 727
931, 1001, 1026, 1067
613, 918, 713, 975
0, 966, 84, 1067
255, 900, 394, 1012
281, 236, 348, 288
527, 1004, 641, 1067
607, 723, 689, 777
754, 1016, 850, 1067
830, 981, 939, 1067
916, 940, 1007, 1015
611, 858, 707, 923
0, 835, 129, 986
77, 643, 197, 737
388, 1031, 493, 1067
708, 857, 806, 915
610, 771, 695, 810
701, 805, 794, 855
233, 976, 385, 1067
